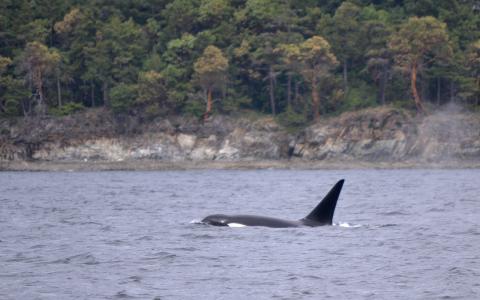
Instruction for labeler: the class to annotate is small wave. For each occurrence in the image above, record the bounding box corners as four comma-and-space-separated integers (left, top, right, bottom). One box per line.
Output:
382, 211, 409, 216
6, 253, 42, 263
334, 222, 362, 228
143, 251, 177, 261
51, 253, 99, 265
427, 207, 445, 212
189, 219, 204, 224
181, 233, 217, 239
378, 223, 399, 228
115, 290, 135, 299
171, 246, 197, 252
104, 239, 127, 246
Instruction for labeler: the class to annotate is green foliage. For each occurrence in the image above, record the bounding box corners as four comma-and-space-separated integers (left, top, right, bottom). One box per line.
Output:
16, 42, 61, 115
0, 75, 29, 117
184, 97, 205, 117
193, 45, 228, 88
0, 57, 12, 74
220, 92, 252, 114
0, 0, 479, 121
110, 83, 138, 113
341, 81, 377, 111
276, 108, 308, 129
389, 16, 452, 69
49, 102, 85, 116
19, 19, 50, 43
389, 16, 452, 111
198, 0, 232, 25
136, 71, 170, 118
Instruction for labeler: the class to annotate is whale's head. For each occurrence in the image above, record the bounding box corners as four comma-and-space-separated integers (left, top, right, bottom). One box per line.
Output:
201, 214, 230, 226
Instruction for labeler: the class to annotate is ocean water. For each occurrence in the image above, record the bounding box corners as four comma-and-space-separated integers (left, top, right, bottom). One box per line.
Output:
1, 169, 479, 299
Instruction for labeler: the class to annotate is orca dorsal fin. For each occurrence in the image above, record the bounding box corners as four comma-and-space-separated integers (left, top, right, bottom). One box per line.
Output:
304, 179, 344, 225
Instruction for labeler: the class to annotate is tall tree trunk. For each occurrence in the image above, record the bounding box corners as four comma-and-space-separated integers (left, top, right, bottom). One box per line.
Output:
311, 77, 320, 121
222, 75, 227, 100
57, 73, 62, 107
36, 72, 46, 116
286, 73, 292, 109
411, 63, 425, 113
269, 66, 276, 116
91, 81, 95, 107
294, 80, 299, 107
343, 59, 348, 96
477, 78, 480, 106
38, 86, 45, 115
436, 77, 441, 106
378, 67, 387, 105
204, 87, 212, 122
421, 76, 428, 104
450, 80, 455, 103
102, 81, 109, 107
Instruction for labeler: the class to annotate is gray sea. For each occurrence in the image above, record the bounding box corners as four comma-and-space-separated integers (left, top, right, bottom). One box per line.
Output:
1, 169, 479, 299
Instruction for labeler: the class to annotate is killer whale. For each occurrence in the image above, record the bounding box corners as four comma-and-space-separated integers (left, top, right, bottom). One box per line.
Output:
201, 179, 344, 228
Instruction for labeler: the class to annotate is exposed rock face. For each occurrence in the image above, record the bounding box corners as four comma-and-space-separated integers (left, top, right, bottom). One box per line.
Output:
293, 108, 416, 161
0, 110, 289, 162
1, 106, 480, 164
292, 106, 480, 162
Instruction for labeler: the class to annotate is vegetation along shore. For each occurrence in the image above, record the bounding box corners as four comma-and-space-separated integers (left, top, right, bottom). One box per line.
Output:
1, 1, 479, 170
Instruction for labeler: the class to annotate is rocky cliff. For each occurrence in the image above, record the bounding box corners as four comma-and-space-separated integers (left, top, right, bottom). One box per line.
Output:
293, 106, 480, 162
1, 106, 480, 167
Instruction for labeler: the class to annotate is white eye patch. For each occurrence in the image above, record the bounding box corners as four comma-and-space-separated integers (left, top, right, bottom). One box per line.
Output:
227, 223, 246, 228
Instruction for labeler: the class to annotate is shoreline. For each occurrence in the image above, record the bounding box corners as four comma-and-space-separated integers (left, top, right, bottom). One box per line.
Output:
2, 159, 480, 172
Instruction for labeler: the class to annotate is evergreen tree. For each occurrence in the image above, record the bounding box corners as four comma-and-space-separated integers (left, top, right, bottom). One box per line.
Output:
193, 45, 229, 120
281, 36, 338, 120
17, 42, 61, 115
389, 16, 452, 113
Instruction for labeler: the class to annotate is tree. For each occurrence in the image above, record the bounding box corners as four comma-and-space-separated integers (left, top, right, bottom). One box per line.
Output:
160, 33, 199, 109
0, 56, 13, 114
161, 0, 200, 38
84, 16, 146, 107
274, 32, 304, 110
238, 0, 292, 32
466, 40, 480, 105
362, 7, 393, 105
389, 16, 452, 113
233, 0, 297, 115
193, 45, 228, 121
18, 42, 61, 115
198, 0, 232, 27
0, 56, 10, 74
137, 71, 169, 117
110, 83, 138, 113
251, 34, 282, 116
54, 7, 98, 106
322, 2, 363, 95
281, 36, 338, 120
274, 37, 301, 110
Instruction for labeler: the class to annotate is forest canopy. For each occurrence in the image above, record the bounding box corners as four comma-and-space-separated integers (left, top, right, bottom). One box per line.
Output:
0, 0, 479, 124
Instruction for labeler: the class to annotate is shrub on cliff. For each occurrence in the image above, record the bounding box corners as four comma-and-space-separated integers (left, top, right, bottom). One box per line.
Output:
277, 108, 307, 129
110, 83, 138, 113
49, 102, 85, 116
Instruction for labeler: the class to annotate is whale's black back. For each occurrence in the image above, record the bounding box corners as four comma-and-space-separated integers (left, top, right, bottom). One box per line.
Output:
302, 179, 344, 225
201, 179, 345, 228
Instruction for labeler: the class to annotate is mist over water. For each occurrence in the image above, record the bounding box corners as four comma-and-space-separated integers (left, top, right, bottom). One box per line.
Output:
1, 169, 479, 299
416, 102, 480, 162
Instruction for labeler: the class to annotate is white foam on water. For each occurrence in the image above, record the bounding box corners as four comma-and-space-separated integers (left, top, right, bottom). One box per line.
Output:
190, 219, 203, 224
227, 223, 247, 228
334, 222, 362, 228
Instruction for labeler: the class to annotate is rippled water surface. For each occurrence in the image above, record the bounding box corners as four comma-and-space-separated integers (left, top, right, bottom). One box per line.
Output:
1, 169, 480, 299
